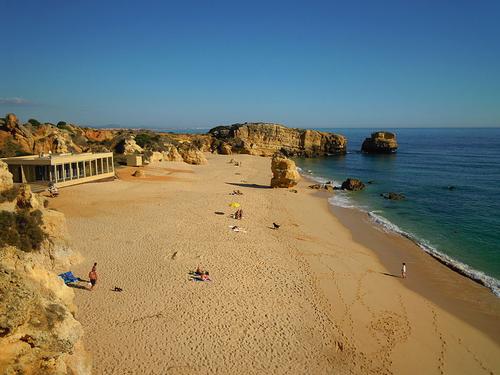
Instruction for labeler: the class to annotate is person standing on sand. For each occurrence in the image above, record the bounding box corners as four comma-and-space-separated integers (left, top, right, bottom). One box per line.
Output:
89, 263, 98, 290
401, 262, 407, 279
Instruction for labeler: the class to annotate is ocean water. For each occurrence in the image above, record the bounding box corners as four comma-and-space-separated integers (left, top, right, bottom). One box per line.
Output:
294, 128, 500, 296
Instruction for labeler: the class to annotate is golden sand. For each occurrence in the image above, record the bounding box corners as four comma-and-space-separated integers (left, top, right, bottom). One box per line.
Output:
51, 154, 500, 374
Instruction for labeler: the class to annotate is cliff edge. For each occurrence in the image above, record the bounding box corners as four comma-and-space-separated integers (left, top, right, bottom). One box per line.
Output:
209, 122, 346, 157
0, 161, 90, 375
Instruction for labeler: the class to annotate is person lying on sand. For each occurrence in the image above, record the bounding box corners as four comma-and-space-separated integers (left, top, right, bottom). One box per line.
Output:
201, 271, 211, 281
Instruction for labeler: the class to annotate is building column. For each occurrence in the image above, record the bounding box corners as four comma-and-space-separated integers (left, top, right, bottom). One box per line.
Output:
105, 157, 109, 173
100, 158, 104, 174
76, 162, 80, 179
83, 161, 87, 177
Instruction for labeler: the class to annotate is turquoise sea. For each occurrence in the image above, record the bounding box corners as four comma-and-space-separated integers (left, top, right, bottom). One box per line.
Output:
294, 128, 500, 296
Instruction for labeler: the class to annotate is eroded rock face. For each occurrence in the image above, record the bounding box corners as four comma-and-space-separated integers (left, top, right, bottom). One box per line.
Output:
209, 122, 346, 157
179, 147, 208, 165
144, 151, 163, 164
15, 184, 46, 210
0, 248, 91, 375
0, 160, 14, 191
217, 142, 232, 155
270, 154, 301, 188
117, 136, 144, 155
162, 145, 183, 162
341, 178, 365, 191
0, 166, 89, 374
361, 131, 398, 153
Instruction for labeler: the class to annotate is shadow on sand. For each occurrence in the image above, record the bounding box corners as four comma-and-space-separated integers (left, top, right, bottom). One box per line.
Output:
380, 272, 401, 278
226, 182, 271, 189
67, 283, 90, 291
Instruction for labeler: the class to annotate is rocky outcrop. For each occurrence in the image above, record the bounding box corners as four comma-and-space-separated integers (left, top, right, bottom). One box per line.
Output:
309, 183, 335, 192
0, 167, 90, 374
132, 170, 146, 177
15, 184, 47, 210
361, 131, 398, 153
179, 147, 208, 165
114, 136, 144, 155
270, 154, 301, 188
162, 145, 184, 162
381, 192, 405, 200
209, 122, 346, 157
217, 142, 232, 155
0, 247, 90, 375
340, 178, 365, 191
143, 151, 163, 164
0, 160, 13, 191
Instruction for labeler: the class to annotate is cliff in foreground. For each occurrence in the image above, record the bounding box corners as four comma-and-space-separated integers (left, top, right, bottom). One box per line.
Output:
0, 161, 90, 374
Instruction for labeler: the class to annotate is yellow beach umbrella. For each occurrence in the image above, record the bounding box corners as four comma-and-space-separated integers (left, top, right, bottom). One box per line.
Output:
229, 202, 240, 208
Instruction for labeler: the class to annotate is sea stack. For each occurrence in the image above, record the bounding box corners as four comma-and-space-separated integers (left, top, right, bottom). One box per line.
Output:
361, 131, 398, 153
270, 153, 301, 188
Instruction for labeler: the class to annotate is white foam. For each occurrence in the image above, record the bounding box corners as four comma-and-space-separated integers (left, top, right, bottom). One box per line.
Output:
368, 212, 500, 297
297, 167, 500, 297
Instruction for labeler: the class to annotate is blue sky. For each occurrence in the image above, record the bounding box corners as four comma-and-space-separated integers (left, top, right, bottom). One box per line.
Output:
1, 0, 499, 128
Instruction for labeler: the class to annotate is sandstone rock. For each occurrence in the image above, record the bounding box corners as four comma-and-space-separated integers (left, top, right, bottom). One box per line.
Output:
0, 248, 91, 375
361, 131, 398, 153
132, 170, 146, 177
341, 178, 365, 191
144, 151, 163, 163
270, 154, 301, 188
15, 184, 46, 210
380, 192, 405, 200
218, 142, 232, 155
179, 147, 208, 165
210, 122, 346, 157
0, 160, 14, 192
162, 145, 184, 162
309, 184, 323, 189
5, 113, 19, 130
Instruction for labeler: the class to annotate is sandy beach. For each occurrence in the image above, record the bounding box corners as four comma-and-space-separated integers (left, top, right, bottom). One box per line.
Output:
51, 153, 500, 375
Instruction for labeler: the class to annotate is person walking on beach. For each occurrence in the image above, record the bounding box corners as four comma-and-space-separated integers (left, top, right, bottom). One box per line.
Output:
88, 263, 98, 290
401, 262, 407, 279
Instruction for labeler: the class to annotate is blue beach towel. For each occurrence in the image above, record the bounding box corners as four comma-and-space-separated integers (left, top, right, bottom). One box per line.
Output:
59, 271, 80, 284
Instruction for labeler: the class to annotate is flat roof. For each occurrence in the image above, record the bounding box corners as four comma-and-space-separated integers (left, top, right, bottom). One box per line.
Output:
1, 152, 113, 165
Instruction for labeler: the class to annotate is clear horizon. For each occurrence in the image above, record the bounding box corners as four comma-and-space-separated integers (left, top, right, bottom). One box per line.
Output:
2, 0, 499, 128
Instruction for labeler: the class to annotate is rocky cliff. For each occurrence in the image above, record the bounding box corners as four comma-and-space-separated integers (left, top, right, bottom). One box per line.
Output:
209, 122, 346, 157
361, 131, 398, 153
1, 114, 348, 165
0, 163, 90, 374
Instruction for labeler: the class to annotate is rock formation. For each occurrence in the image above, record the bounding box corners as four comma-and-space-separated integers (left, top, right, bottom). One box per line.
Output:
179, 146, 208, 165
132, 170, 146, 177
270, 154, 301, 188
209, 122, 346, 157
217, 142, 232, 155
340, 178, 365, 191
0, 167, 90, 374
381, 192, 405, 200
115, 136, 144, 155
361, 131, 398, 153
162, 145, 184, 162
0, 160, 13, 191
